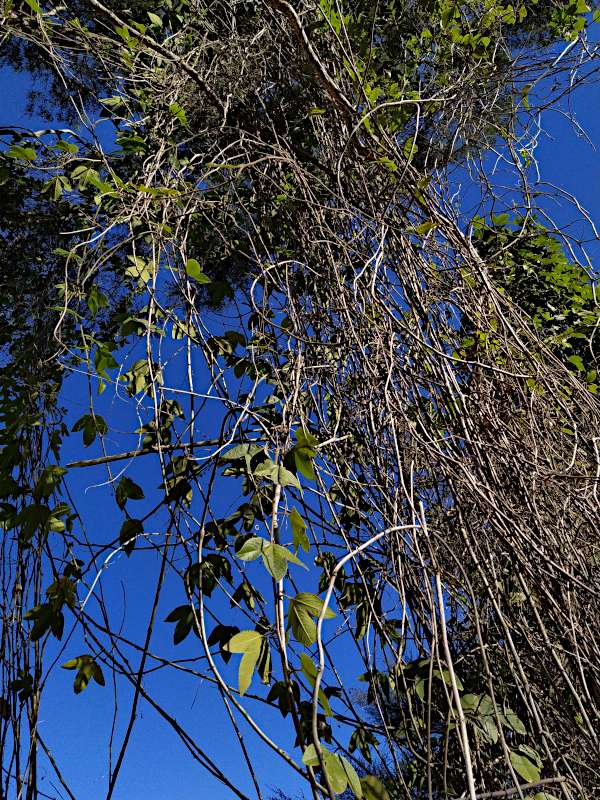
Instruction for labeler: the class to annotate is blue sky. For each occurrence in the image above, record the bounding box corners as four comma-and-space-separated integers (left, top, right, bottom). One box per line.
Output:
1, 31, 600, 800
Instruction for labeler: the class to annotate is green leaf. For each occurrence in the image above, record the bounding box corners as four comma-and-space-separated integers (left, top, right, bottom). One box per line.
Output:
72, 164, 105, 190
74, 667, 92, 694
299, 653, 332, 716
87, 285, 108, 317
295, 428, 318, 450
123, 358, 158, 396
25, 604, 61, 641
126, 256, 153, 284
223, 630, 263, 695
302, 746, 349, 794
8, 145, 37, 162
165, 605, 197, 644
277, 465, 301, 489
341, 756, 363, 798
115, 476, 145, 510
186, 258, 211, 284
360, 776, 390, 800
256, 638, 271, 684
349, 726, 376, 762
91, 662, 105, 685
567, 354, 584, 372
171, 320, 197, 342
291, 592, 335, 617
94, 344, 118, 378
224, 630, 262, 653
62, 655, 105, 694
147, 11, 163, 26
72, 413, 108, 447
294, 450, 316, 481
236, 537, 264, 561
19, 504, 52, 541
222, 443, 263, 463
288, 592, 335, 646
509, 750, 541, 783
280, 545, 306, 570
302, 743, 319, 766
288, 604, 316, 646
323, 751, 348, 794
502, 706, 526, 735
403, 136, 418, 160
165, 605, 189, 623
273, 544, 301, 577
519, 744, 542, 767
376, 157, 398, 173
414, 677, 425, 701
432, 667, 463, 691
262, 542, 288, 580
253, 459, 278, 482
34, 466, 67, 499
169, 102, 188, 126
292, 428, 318, 481
254, 460, 301, 489
207, 624, 239, 662
461, 693, 498, 743
119, 518, 143, 554
290, 507, 310, 552
99, 96, 123, 108
414, 220, 437, 235
237, 538, 306, 580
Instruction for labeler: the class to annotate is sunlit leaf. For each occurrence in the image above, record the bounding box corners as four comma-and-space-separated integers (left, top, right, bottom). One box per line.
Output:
290, 507, 309, 552
186, 258, 211, 284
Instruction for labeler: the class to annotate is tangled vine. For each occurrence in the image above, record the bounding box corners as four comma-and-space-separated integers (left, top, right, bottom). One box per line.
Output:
1, 1, 599, 798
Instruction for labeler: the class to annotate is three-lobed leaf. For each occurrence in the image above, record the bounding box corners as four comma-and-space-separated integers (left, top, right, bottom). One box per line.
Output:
62, 655, 105, 694
254, 459, 300, 489
287, 592, 335, 646
72, 413, 108, 447
223, 630, 268, 695
165, 605, 199, 644
115, 476, 145, 510
236, 537, 306, 581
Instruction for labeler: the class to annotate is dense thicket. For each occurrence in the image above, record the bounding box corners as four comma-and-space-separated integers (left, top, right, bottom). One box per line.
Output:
1, 2, 599, 799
